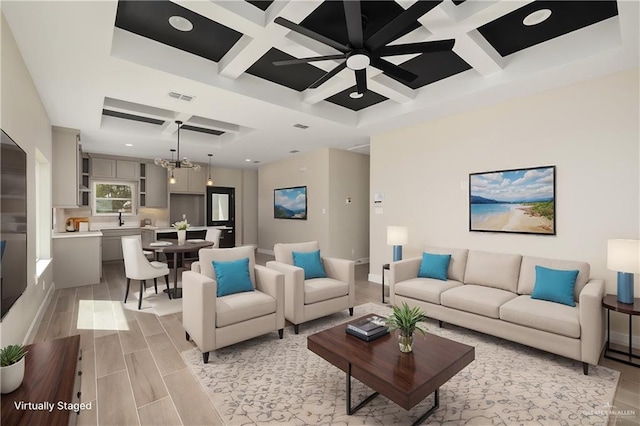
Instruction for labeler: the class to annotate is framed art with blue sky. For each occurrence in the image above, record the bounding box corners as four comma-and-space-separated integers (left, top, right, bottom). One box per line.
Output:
274, 186, 307, 220
469, 166, 555, 235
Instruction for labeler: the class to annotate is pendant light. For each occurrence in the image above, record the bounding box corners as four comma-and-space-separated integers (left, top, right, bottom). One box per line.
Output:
206, 154, 214, 186
155, 120, 201, 175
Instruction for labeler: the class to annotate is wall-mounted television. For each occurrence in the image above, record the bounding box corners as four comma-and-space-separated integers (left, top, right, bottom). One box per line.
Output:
1, 129, 28, 320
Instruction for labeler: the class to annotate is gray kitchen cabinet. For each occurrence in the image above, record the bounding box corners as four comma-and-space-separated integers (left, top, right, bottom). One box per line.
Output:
91, 157, 139, 179
53, 234, 102, 287
140, 163, 167, 207
52, 126, 81, 208
169, 166, 205, 194
117, 160, 139, 179
101, 228, 141, 261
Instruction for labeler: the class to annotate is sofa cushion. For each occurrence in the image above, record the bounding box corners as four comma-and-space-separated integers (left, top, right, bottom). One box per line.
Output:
395, 278, 463, 304
518, 256, 590, 302
531, 266, 579, 307
216, 290, 276, 327
500, 295, 580, 338
418, 253, 451, 281
441, 285, 517, 318
292, 249, 327, 279
424, 246, 469, 282
212, 258, 254, 297
464, 250, 522, 293
304, 278, 349, 304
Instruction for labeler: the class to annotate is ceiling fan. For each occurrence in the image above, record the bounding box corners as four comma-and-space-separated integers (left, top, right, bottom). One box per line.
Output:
273, 0, 455, 95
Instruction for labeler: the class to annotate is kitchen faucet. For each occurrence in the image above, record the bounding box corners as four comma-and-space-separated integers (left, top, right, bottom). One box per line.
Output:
118, 210, 124, 226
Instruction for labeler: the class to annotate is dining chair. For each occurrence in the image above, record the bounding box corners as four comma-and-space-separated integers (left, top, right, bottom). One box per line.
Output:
121, 235, 171, 309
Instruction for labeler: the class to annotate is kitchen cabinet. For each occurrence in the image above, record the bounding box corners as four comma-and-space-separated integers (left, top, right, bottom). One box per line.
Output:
52, 126, 81, 208
91, 157, 139, 179
170, 166, 206, 194
219, 227, 235, 248
53, 233, 102, 287
140, 163, 167, 208
101, 228, 141, 261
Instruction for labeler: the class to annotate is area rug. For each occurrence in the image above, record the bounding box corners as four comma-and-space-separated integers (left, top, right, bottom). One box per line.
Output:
182, 303, 619, 425
122, 285, 182, 316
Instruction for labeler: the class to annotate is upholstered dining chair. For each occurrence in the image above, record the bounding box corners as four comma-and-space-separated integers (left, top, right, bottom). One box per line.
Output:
266, 241, 355, 334
205, 228, 222, 247
182, 245, 285, 363
121, 235, 171, 310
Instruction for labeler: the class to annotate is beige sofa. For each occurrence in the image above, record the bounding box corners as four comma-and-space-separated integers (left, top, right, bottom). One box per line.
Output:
390, 247, 605, 375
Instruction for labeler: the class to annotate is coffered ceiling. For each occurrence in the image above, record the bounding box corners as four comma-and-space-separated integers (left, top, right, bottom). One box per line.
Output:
2, 1, 638, 168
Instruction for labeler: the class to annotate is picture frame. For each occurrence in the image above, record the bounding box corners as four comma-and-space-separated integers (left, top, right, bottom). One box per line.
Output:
274, 186, 307, 220
469, 165, 556, 235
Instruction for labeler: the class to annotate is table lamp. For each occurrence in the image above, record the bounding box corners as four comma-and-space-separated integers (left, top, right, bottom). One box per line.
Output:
387, 226, 408, 262
607, 239, 640, 304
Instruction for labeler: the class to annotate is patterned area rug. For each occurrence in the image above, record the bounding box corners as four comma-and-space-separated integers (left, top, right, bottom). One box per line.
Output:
122, 285, 182, 316
182, 303, 619, 425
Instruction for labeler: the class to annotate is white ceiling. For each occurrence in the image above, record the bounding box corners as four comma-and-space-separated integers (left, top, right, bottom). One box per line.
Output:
2, 1, 638, 169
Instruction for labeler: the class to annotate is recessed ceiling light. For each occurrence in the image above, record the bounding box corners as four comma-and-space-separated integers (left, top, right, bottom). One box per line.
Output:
289, 150, 299, 154
253, 161, 261, 164
245, 159, 251, 162
293, 124, 309, 129
169, 16, 193, 32
523, 9, 552, 26
349, 91, 364, 99
125, 143, 133, 147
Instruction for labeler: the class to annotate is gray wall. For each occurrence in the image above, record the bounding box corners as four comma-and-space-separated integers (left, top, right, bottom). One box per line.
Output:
1, 12, 54, 345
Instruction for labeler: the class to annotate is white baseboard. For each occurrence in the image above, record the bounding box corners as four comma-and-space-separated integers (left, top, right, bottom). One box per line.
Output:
23, 283, 55, 345
368, 273, 383, 285
257, 248, 274, 256
608, 330, 640, 350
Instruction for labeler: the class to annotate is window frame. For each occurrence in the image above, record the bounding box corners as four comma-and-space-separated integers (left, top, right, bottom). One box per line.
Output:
92, 180, 137, 216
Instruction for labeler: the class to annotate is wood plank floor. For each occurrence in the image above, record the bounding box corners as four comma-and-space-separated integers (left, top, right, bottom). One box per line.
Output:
31, 254, 639, 425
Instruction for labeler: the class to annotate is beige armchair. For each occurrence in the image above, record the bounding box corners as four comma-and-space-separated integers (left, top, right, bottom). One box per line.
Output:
266, 241, 355, 334
182, 246, 285, 363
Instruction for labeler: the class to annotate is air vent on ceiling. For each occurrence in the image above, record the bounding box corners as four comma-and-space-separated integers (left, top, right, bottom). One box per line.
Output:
293, 124, 309, 129
289, 150, 300, 154
102, 109, 164, 125
168, 91, 195, 102
181, 124, 225, 136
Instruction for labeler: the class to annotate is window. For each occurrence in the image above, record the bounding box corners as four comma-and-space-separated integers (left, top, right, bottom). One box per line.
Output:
92, 181, 136, 215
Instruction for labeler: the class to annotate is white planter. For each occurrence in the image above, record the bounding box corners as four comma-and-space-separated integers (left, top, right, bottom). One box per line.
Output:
177, 229, 186, 245
1, 357, 25, 394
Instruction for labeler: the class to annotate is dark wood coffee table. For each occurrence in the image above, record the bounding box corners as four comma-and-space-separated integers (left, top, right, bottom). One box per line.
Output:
307, 314, 475, 425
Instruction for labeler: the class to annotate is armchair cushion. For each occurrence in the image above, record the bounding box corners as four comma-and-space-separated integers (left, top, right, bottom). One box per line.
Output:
216, 291, 277, 328
304, 278, 349, 304
213, 257, 254, 297
292, 250, 327, 279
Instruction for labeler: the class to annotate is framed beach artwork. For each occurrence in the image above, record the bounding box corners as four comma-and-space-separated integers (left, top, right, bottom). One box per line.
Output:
274, 186, 307, 220
469, 166, 556, 235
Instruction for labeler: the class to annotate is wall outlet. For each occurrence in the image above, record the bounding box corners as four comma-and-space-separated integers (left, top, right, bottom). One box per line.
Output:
351, 248, 355, 255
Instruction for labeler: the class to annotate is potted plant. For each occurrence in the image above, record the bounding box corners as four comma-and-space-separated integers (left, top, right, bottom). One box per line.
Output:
172, 219, 189, 245
1, 344, 28, 394
386, 302, 427, 353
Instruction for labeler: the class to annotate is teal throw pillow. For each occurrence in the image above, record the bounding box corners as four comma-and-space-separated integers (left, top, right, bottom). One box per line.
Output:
418, 252, 451, 281
212, 257, 254, 297
292, 250, 327, 279
531, 265, 578, 307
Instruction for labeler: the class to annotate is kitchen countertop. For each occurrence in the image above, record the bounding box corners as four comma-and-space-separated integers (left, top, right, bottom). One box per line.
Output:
142, 226, 232, 232
52, 231, 103, 239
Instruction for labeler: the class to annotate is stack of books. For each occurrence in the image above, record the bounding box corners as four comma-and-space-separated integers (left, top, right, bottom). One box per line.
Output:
345, 315, 389, 342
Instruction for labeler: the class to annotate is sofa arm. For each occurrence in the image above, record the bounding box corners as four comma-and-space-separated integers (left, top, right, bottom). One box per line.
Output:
182, 271, 218, 353
389, 257, 421, 304
579, 279, 606, 365
190, 261, 201, 273
323, 257, 355, 308
266, 261, 305, 325
255, 265, 285, 329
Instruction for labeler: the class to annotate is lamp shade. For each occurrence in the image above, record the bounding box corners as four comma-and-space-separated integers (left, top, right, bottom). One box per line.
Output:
387, 226, 408, 246
607, 239, 640, 273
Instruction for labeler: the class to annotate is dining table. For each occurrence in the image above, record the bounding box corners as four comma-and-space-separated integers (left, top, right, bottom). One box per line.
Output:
143, 239, 214, 299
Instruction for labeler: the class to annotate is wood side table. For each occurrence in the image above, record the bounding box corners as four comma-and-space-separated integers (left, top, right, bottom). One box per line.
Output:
602, 294, 640, 368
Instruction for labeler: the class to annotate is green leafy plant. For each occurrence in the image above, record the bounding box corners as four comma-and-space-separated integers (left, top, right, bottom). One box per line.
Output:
0, 344, 27, 367
386, 302, 427, 336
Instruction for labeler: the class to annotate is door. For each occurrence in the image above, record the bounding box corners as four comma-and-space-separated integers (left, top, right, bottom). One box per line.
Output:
206, 186, 235, 227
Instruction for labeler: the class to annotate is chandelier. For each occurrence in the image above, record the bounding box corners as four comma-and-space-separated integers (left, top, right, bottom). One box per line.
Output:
155, 120, 201, 175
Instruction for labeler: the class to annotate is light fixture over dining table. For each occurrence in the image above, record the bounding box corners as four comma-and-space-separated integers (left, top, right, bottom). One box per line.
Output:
155, 120, 201, 184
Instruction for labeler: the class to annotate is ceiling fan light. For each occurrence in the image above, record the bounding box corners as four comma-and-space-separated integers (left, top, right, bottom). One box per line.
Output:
523, 9, 552, 26
169, 16, 193, 32
346, 53, 369, 70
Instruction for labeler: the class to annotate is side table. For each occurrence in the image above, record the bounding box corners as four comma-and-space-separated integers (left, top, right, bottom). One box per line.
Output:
602, 294, 640, 368
381, 263, 390, 304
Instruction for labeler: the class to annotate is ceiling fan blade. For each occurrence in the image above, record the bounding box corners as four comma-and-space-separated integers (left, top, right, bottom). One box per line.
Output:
374, 39, 455, 57
274, 17, 349, 53
370, 57, 418, 83
355, 69, 367, 94
308, 62, 347, 89
343, 0, 364, 48
365, 0, 442, 52
273, 54, 346, 66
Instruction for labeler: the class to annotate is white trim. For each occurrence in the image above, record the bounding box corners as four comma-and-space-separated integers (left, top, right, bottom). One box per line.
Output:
257, 248, 274, 256
23, 283, 55, 346
609, 330, 640, 350
368, 273, 383, 285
